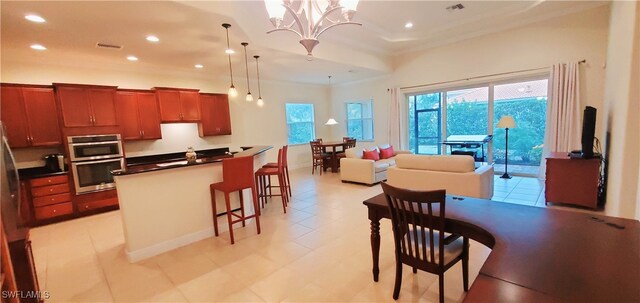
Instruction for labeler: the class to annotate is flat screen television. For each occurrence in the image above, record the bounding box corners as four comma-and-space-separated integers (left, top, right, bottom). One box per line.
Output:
581, 106, 597, 159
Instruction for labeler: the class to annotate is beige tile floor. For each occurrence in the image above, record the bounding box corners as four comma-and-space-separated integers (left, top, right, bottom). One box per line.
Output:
30, 169, 598, 302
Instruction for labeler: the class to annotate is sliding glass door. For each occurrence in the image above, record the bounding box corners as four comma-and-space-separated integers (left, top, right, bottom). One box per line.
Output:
408, 93, 441, 155
406, 77, 548, 176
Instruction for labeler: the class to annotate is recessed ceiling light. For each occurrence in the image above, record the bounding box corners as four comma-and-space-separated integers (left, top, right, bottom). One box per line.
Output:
225, 48, 235, 54
146, 35, 159, 42
25, 14, 46, 23
194, 64, 204, 69
30, 44, 46, 50
405, 22, 413, 29
127, 56, 138, 61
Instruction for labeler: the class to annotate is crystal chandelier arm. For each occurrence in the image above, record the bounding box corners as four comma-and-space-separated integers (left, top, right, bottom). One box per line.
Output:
267, 27, 303, 38
315, 21, 361, 38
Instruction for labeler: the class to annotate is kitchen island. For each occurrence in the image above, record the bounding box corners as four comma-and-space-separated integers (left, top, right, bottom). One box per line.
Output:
113, 146, 272, 262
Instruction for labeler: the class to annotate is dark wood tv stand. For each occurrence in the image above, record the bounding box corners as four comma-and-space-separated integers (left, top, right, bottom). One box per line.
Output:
545, 152, 600, 209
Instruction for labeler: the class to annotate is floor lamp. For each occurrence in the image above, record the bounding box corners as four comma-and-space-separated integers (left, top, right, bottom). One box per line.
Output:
497, 116, 516, 179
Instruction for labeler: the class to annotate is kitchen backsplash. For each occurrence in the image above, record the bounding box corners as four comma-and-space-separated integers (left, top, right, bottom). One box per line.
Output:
13, 146, 63, 169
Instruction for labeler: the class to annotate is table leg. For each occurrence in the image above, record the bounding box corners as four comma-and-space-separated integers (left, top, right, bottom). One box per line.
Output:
370, 217, 381, 282
332, 146, 338, 172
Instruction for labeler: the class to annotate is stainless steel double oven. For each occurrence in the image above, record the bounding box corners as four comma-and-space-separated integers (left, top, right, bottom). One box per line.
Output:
68, 134, 124, 194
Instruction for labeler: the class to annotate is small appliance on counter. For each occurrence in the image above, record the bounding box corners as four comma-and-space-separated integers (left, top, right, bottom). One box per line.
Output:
44, 153, 65, 172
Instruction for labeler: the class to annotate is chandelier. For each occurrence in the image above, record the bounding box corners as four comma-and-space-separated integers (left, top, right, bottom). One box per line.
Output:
264, 0, 361, 58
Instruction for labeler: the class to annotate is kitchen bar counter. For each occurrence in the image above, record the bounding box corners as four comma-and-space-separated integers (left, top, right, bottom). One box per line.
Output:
113, 146, 272, 262
114, 146, 272, 175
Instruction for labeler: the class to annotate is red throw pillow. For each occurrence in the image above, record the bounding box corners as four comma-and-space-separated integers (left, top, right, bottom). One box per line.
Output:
379, 146, 395, 159
362, 150, 380, 161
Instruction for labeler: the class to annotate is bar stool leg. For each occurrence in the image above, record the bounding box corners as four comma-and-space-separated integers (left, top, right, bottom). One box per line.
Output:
278, 172, 287, 213
251, 184, 261, 234
224, 192, 235, 244
285, 166, 292, 197
239, 190, 245, 227
210, 187, 219, 237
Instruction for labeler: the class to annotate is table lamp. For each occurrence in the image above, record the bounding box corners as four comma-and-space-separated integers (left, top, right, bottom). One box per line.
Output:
497, 116, 516, 179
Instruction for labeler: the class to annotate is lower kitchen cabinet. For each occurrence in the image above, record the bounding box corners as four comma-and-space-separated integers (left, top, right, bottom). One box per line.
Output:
27, 175, 73, 221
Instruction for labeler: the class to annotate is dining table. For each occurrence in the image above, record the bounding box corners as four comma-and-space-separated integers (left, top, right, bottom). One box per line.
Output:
317, 141, 348, 173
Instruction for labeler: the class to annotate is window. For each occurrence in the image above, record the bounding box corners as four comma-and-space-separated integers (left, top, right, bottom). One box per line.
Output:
346, 100, 374, 141
285, 103, 316, 145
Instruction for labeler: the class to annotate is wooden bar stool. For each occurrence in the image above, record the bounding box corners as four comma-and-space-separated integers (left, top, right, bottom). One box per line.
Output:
255, 148, 288, 213
210, 156, 260, 244
262, 145, 291, 197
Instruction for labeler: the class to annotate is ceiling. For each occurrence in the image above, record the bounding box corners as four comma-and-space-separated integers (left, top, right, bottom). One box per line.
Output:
1, 1, 606, 85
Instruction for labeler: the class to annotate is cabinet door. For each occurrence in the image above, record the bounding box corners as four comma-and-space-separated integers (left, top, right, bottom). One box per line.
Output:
89, 89, 118, 126
58, 87, 92, 127
115, 92, 141, 140
198, 94, 231, 136
179, 91, 201, 122
0, 86, 30, 147
22, 88, 62, 147
137, 92, 162, 140
156, 90, 182, 122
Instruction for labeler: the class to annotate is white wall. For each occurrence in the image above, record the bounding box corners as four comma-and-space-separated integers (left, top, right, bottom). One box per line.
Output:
2, 61, 331, 169
602, 1, 639, 219
331, 5, 610, 151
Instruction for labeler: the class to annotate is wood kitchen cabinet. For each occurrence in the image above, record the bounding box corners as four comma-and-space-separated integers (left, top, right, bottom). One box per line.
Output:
198, 93, 232, 136
0, 84, 62, 148
154, 87, 201, 122
54, 84, 118, 127
116, 90, 162, 140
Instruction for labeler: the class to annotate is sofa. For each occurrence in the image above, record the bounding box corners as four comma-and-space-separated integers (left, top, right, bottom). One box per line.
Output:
340, 145, 412, 185
386, 154, 494, 199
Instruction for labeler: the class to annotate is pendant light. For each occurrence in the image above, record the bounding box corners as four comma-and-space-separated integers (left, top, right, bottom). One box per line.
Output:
222, 23, 237, 97
325, 75, 338, 125
241, 42, 253, 102
254, 55, 264, 107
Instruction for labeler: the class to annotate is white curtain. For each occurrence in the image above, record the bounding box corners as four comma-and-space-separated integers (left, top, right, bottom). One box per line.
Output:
540, 62, 582, 178
388, 88, 404, 149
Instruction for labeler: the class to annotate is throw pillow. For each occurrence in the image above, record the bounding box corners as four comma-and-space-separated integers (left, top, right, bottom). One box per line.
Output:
362, 149, 380, 161
379, 146, 395, 159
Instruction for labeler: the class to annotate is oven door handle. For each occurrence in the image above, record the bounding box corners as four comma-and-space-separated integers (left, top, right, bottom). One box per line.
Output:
69, 141, 121, 146
73, 158, 124, 165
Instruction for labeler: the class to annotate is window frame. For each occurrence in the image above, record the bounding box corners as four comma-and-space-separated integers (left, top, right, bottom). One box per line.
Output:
345, 99, 375, 142
285, 102, 317, 145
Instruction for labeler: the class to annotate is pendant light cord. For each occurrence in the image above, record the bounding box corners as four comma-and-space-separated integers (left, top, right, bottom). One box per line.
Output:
255, 56, 262, 98
223, 24, 234, 85
242, 42, 251, 94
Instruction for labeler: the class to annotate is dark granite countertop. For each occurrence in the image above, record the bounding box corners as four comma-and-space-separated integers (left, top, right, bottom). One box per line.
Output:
113, 146, 272, 176
18, 166, 69, 180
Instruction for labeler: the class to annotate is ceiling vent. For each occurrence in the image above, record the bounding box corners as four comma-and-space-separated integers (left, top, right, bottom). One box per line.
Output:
96, 42, 123, 50
446, 3, 465, 12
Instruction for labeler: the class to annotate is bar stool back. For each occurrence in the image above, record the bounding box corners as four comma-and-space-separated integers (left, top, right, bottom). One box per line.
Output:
255, 148, 288, 213
210, 156, 261, 244
262, 145, 291, 197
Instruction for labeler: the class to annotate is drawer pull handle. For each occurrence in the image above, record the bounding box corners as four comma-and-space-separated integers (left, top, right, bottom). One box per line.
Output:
85, 205, 89, 209
50, 189, 53, 192
48, 180, 52, 183
53, 209, 57, 213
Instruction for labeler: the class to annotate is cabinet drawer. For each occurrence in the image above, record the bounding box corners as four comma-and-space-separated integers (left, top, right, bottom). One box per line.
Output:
77, 197, 118, 213
34, 202, 73, 220
32, 193, 71, 207
30, 175, 68, 187
31, 183, 69, 197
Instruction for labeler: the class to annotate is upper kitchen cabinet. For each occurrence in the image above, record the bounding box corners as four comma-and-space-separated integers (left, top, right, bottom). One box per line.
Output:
54, 83, 118, 127
198, 93, 232, 136
115, 90, 162, 140
154, 87, 201, 122
0, 84, 62, 148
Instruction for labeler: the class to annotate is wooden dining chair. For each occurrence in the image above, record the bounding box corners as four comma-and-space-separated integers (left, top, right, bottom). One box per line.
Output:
380, 182, 469, 303
336, 138, 357, 160
310, 140, 330, 175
